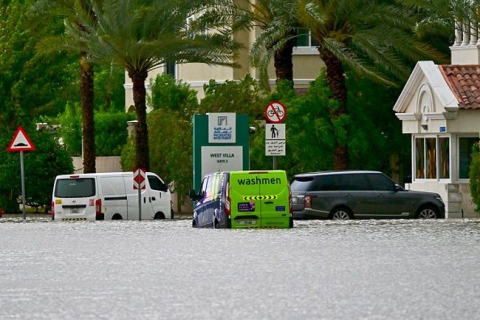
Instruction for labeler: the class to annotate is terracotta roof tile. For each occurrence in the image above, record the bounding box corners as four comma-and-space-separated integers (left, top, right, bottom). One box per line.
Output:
439, 64, 480, 109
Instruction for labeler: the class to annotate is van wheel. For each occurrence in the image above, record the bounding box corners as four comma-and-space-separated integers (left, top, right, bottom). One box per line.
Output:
192, 220, 197, 228
112, 214, 123, 220
289, 217, 294, 228
154, 212, 166, 220
416, 206, 439, 219
213, 219, 219, 229
330, 207, 352, 220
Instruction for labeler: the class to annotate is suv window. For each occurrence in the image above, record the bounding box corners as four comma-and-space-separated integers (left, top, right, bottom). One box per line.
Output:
293, 173, 371, 191
291, 177, 316, 191
325, 174, 369, 191
316, 175, 336, 191
366, 173, 395, 191
343, 174, 369, 190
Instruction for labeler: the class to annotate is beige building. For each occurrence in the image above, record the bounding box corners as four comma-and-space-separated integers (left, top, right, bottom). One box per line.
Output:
124, 7, 324, 110
393, 23, 480, 218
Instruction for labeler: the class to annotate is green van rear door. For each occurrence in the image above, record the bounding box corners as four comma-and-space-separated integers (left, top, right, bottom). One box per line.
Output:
229, 170, 290, 228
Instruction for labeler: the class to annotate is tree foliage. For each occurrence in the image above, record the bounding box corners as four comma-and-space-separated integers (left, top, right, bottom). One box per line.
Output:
0, 0, 79, 130
94, 62, 126, 113
470, 141, 480, 214
147, 74, 199, 112
249, 73, 409, 181
250, 78, 337, 174
56, 102, 82, 156
122, 73, 199, 210
30, 0, 100, 173
199, 74, 267, 119
56, 103, 135, 156
235, 0, 300, 88
58, 0, 240, 171
0, 128, 73, 213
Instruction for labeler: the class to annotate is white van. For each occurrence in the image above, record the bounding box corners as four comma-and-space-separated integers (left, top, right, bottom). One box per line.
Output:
51, 172, 173, 221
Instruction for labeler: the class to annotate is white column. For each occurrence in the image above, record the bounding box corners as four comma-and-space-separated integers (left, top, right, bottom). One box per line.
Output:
470, 24, 478, 45
462, 22, 470, 46
454, 21, 462, 46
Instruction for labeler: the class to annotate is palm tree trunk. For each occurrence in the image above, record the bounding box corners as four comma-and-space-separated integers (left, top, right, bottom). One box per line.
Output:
80, 52, 96, 173
273, 34, 296, 87
319, 48, 349, 170
128, 69, 150, 171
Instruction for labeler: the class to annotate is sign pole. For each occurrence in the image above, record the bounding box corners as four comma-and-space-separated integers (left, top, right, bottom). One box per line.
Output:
133, 168, 145, 221
20, 151, 26, 220
264, 101, 286, 170
7, 126, 36, 220
138, 183, 142, 221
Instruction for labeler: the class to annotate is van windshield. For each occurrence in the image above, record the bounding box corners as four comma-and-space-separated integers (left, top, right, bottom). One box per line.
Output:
55, 178, 96, 198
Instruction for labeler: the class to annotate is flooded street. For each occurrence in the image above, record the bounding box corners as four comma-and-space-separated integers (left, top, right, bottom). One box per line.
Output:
1, 217, 480, 319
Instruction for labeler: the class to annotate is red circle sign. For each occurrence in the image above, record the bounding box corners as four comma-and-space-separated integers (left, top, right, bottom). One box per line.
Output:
264, 101, 286, 123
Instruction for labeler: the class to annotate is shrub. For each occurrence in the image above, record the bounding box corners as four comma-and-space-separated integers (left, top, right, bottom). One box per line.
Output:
469, 141, 480, 214
57, 103, 135, 156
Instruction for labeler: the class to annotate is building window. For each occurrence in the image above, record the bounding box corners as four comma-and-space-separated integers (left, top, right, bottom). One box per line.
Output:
296, 28, 319, 47
416, 138, 425, 178
415, 136, 450, 180
439, 137, 450, 179
459, 137, 478, 179
425, 138, 437, 179
165, 61, 175, 78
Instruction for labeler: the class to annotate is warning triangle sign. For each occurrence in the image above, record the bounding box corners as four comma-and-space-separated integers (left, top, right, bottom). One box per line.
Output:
7, 126, 35, 152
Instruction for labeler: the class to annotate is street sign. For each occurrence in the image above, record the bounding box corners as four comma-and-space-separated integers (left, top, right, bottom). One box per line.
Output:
264, 101, 287, 123
265, 123, 286, 156
133, 168, 146, 190
7, 126, 35, 152
7, 126, 35, 220
133, 168, 146, 221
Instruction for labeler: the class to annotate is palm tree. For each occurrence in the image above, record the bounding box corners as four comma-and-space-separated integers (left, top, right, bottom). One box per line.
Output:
30, 0, 99, 173
61, 0, 238, 170
405, 0, 480, 48
294, 0, 447, 169
236, 0, 300, 88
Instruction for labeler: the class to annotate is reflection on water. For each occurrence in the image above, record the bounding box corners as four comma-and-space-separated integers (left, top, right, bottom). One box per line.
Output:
1, 217, 480, 320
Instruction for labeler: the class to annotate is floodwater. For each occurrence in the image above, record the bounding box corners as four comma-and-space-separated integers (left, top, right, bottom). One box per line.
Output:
1, 216, 480, 320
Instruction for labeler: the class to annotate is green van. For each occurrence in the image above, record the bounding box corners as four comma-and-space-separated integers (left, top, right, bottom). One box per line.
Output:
189, 170, 294, 229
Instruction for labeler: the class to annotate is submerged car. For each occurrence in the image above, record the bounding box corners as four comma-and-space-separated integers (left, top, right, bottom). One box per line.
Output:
291, 170, 445, 220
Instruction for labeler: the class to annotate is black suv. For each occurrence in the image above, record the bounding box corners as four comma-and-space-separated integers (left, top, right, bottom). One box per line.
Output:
291, 171, 445, 220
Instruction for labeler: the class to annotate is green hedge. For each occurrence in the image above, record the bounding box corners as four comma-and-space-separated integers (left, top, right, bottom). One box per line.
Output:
470, 141, 480, 214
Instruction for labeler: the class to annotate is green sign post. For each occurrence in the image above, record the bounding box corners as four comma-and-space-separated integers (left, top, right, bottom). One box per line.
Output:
192, 113, 250, 191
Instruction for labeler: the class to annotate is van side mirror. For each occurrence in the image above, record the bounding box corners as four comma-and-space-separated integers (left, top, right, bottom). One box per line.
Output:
394, 184, 404, 192
189, 189, 200, 201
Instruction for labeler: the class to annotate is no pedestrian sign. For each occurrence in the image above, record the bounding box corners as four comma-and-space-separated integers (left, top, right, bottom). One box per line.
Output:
264, 101, 286, 123
7, 126, 35, 152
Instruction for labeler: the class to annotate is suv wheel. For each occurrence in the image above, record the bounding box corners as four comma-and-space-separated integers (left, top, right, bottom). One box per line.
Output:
417, 206, 438, 219
330, 207, 352, 220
